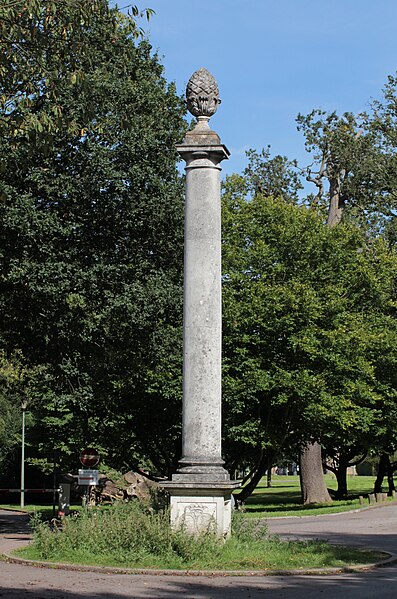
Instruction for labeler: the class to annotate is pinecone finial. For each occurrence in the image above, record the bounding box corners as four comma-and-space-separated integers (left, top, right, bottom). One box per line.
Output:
186, 68, 221, 118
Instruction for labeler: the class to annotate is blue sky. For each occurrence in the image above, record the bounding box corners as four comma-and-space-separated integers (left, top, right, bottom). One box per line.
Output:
122, 0, 397, 181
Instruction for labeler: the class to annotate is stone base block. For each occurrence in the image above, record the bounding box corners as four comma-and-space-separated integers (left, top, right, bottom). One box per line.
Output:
162, 481, 240, 538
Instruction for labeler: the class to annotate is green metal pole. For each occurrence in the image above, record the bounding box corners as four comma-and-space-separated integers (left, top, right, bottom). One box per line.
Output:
20, 406, 26, 509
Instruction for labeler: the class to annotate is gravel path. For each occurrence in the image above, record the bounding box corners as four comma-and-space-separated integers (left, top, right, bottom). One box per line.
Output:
1, 506, 397, 598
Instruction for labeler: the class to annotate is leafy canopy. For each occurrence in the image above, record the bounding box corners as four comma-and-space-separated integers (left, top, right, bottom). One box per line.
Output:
0, 1, 186, 475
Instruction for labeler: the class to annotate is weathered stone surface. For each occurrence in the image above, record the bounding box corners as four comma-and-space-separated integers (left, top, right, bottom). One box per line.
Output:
173, 139, 232, 485
169, 489, 233, 537
163, 69, 239, 537
186, 67, 221, 118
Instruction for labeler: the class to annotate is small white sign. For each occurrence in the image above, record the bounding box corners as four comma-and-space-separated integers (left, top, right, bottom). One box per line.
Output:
78, 469, 99, 486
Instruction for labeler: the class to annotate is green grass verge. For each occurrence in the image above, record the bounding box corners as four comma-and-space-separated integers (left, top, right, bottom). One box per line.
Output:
241, 474, 394, 517
14, 501, 383, 571
17, 539, 382, 571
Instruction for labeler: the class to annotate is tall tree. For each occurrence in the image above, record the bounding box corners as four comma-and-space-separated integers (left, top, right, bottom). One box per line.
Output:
244, 147, 303, 203
0, 1, 186, 475
0, 1, 153, 138
296, 110, 364, 503
296, 109, 397, 229
222, 180, 397, 503
296, 91, 397, 502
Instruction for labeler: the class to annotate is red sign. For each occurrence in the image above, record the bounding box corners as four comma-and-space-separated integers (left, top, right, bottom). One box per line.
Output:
79, 448, 100, 468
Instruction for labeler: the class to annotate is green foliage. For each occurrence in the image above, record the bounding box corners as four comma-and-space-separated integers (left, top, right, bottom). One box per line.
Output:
244, 147, 303, 203
222, 185, 397, 469
0, 349, 40, 470
297, 108, 397, 230
294, 80, 397, 481
231, 508, 268, 541
30, 501, 222, 566
0, 0, 152, 139
0, 2, 186, 475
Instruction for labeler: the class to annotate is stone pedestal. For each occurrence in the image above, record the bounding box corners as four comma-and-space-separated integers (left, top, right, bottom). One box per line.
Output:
163, 69, 239, 537
167, 483, 235, 537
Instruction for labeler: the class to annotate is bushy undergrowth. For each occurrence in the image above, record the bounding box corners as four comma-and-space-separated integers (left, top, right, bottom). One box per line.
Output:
27, 501, 378, 570
30, 500, 223, 567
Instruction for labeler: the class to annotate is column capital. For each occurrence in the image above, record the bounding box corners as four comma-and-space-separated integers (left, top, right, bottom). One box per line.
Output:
177, 114, 230, 165
176, 143, 230, 167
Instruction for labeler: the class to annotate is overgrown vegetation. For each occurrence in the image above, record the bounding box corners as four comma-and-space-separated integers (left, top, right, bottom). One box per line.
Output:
18, 500, 381, 570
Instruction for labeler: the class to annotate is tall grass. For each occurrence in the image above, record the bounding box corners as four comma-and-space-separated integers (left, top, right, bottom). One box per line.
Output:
23, 500, 381, 570
30, 501, 223, 568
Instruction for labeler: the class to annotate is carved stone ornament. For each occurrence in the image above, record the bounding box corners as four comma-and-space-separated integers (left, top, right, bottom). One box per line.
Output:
186, 68, 221, 118
182, 503, 216, 534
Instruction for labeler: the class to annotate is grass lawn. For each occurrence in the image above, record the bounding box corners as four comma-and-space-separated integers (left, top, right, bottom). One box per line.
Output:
15, 503, 383, 571
17, 538, 383, 571
241, 474, 394, 517
3, 480, 391, 571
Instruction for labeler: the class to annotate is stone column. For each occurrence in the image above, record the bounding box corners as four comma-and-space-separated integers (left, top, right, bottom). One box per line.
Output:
163, 68, 239, 537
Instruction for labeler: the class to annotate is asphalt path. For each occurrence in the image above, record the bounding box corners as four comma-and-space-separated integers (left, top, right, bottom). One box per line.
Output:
0, 506, 397, 598
267, 501, 397, 554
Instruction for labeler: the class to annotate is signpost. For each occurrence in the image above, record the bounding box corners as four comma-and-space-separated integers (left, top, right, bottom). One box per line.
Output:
79, 448, 100, 506
79, 448, 100, 468
78, 469, 99, 486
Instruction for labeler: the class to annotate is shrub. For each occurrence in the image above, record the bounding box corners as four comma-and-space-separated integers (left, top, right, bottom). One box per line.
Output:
30, 500, 223, 566
232, 508, 268, 542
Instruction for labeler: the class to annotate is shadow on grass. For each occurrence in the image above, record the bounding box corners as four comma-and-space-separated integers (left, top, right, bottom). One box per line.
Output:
242, 480, 377, 516
243, 492, 363, 515
245, 502, 354, 514
245, 490, 302, 505
255, 484, 298, 489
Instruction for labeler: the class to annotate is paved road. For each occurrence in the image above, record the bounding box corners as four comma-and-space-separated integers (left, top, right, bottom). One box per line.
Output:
1, 506, 397, 598
267, 502, 397, 554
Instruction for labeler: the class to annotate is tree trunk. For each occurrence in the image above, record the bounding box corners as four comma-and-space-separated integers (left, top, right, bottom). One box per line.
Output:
299, 442, 332, 504
266, 454, 273, 488
335, 463, 348, 499
374, 453, 388, 494
235, 451, 269, 502
387, 460, 396, 496
240, 465, 255, 486
327, 172, 344, 227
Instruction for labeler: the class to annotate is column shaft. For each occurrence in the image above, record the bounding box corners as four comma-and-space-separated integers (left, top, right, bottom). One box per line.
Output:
181, 153, 222, 467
